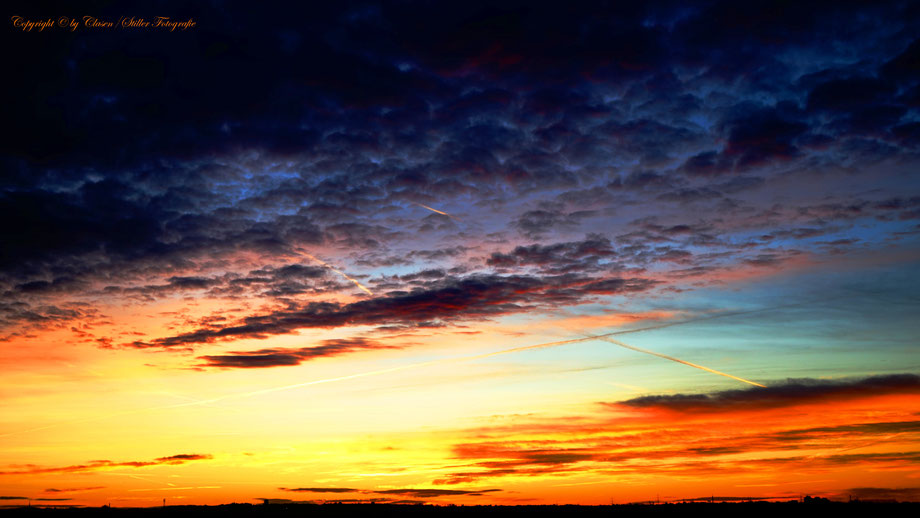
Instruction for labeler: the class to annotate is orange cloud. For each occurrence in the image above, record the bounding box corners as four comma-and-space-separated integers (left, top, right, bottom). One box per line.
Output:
429, 375, 920, 491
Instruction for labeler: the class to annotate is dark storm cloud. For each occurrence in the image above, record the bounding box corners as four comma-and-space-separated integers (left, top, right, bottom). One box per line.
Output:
136, 273, 658, 348
7, 267, 353, 336
656, 187, 724, 203
0, 177, 328, 304
356, 246, 472, 269
3, 0, 920, 342
5, 1, 918, 180
601, 118, 709, 166
197, 338, 401, 369
513, 209, 580, 238
722, 107, 810, 168
0, 301, 103, 336
680, 150, 733, 177
486, 234, 617, 273
806, 77, 903, 136
0, 185, 167, 277
325, 223, 399, 249
607, 170, 674, 191
608, 374, 920, 413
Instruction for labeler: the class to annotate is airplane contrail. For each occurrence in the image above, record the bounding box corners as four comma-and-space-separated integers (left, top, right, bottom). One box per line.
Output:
111, 304, 792, 405
585, 299, 815, 340
414, 202, 461, 221
153, 336, 607, 408
0, 360, 460, 438
589, 335, 765, 388
0, 301, 803, 437
297, 250, 373, 295
430, 299, 816, 361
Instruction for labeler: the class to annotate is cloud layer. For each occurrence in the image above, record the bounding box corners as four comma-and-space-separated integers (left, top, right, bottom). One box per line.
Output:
2, 1, 919, 362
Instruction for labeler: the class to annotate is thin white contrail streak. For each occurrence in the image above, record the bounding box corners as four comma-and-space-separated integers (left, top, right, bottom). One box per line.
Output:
161, 336, 603, 407
589, 335, 766, 388
0, 302, 803, 437
429, 299, 816, 361
298, 251, 373, 295
588, 299, 815, 339
414, 202, 461, 221
0, 335, 664, 438
215, 299, 813, 395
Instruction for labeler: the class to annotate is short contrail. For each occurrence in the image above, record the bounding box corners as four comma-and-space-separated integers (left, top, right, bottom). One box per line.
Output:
414, 202, 461, 222
298, 251, 373, 295
589, 335, 765, 388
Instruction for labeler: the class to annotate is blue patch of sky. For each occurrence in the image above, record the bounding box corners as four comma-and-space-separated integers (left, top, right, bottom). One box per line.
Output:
633, 260, 920, 377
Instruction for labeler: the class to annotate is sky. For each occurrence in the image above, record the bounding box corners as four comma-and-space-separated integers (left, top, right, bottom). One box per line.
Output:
2, 0, 920, 507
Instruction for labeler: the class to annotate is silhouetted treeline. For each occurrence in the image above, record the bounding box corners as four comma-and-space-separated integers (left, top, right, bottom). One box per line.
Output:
2, 501, 919, 518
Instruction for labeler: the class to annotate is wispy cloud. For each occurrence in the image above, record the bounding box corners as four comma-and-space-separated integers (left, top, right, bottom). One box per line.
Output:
608, 374, 920, 413
43, 487, 105, 494
134, 274, 657, 348
0, 454, 212, 476
431, 375, 920, 484
197, 338, 402, 369
280, 487, 502, 498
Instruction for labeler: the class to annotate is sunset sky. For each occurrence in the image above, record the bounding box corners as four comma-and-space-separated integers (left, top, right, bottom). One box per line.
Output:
2, 0, 920, 507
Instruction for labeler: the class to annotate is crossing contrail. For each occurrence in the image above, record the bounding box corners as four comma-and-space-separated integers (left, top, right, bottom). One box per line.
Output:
431, 299, 815, 361
0, 301, 803, 437
111, 305, 791, 404
583, 299, 815, 340
589, 335, 765, 387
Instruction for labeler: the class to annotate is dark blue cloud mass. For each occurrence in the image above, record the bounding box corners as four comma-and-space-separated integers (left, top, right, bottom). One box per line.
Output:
2, 0, 920, 351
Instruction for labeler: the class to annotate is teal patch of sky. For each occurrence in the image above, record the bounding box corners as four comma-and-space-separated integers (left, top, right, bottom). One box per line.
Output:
482, 257, 919, 383
615, 260, 920, 380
